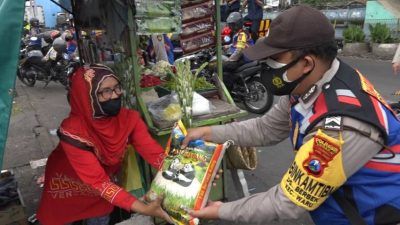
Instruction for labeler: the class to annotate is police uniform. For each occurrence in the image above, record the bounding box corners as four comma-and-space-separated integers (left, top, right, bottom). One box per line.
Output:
210, 59, 400, 224
228, 29, 254, 62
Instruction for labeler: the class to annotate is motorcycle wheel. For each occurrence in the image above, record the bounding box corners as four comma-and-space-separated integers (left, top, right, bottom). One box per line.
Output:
17, 66, 36, 87
59, 72, 69, 88
243, 77, 273, 114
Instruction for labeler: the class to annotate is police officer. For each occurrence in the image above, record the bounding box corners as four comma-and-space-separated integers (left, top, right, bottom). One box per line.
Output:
29, 18, 41, 36
224, 11, 253, 62
223, 11, 254, 90
182, 5, 400, 225
243, 0, 263, 41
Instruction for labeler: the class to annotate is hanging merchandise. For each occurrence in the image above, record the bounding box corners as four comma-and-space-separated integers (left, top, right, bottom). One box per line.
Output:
136, 17, 181, 34
181, 17, 213, 38
180, 0, 215, 55
135, 0, 182, 34
181, 1, 213, 23
180, 31, 215, 54
181, 0, 210, 7
135, 0, 178, 17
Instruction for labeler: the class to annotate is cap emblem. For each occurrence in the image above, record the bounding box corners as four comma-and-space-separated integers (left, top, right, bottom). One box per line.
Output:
272, 76, 284, 88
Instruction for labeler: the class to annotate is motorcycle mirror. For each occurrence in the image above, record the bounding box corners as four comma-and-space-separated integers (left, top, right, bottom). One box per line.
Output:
224, 36, 231, 44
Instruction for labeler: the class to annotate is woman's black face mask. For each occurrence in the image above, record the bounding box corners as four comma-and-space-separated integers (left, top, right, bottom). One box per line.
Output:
100, 97, 122, 116
260, 57, 313, 96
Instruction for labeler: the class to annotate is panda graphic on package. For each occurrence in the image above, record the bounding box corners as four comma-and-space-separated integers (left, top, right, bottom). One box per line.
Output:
162, 158, 195, 187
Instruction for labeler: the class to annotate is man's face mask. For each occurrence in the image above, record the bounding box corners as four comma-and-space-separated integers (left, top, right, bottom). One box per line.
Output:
100, 97, 122, 116
260, 57, 313, 96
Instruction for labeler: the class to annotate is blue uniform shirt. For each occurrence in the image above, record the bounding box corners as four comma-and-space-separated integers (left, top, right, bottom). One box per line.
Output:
247, 0, 263, 20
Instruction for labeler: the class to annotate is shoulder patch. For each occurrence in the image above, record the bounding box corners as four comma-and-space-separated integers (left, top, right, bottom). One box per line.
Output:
280, 129, 346, 210
324, 116, 342, 131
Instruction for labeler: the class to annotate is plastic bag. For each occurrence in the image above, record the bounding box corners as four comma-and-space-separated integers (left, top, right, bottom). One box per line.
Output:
182, 1, 213, 22
181, 17, 214, 38
135, 0, 178, 17
192, 92, 211, 116
136, 17, 181, 34
180, 31, 215, 54
148, 92, 212, 124
148, 94, 182, 122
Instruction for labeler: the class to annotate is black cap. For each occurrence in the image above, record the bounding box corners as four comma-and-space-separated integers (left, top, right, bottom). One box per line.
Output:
243, 5, 335, 60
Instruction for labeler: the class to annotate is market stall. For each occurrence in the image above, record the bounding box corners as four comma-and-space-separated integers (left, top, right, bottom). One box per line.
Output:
70, 0, 250, 222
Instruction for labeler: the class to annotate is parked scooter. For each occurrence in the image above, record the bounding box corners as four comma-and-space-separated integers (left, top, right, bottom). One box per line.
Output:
17, 37, 77, 88
222, 59, 273, 114
176, 49, 273, 114
221, 20, 252, 46
175, 49, 216, 81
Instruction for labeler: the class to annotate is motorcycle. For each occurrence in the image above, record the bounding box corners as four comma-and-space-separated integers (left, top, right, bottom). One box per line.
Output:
17, 43, 77, 88
175, 49, 216, 81
176, 49, 274, 114
223, 60, 274, 114
221, 20, 253, 45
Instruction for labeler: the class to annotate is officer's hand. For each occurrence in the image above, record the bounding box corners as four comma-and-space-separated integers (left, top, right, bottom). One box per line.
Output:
181, 127, 212, 149
212, 169, 223, 187
189, 201, 222, 220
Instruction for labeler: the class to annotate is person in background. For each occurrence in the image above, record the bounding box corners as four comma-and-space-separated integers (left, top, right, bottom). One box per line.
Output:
147, 34, 174, 64
223, 11, 254, 90
243, 0, 264, 41
227, 0, 240, 14
63, 30, 77, 57
23, 20, 30, 37
29, 18, 41, 37
392, 43, 400, 75
37, 64, 173, 225
224, 12, 254, 62
183, 6, 400, 225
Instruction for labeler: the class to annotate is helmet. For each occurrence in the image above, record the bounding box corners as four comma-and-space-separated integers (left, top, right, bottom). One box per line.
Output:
226, 12, 243, 32
52, 37, 67, 53
29, 18, 39, 27
51, 30, 61, 40
28, 36, 41, 47
63, 31, 73, 42
43, 32, 52, 44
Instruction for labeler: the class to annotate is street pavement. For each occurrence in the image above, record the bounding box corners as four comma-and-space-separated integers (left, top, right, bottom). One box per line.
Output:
3, 56, 399, 225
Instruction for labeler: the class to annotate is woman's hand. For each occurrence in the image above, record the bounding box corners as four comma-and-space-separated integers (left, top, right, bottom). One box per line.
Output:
181, 127, 212, 148
189, 201, 222, 220
131, 198, 174, 224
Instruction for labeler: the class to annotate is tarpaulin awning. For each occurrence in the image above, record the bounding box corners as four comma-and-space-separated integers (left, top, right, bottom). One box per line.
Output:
0, 0, 25, 168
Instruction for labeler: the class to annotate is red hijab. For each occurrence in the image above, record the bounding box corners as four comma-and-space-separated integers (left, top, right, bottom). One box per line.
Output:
60, 64, 136, 166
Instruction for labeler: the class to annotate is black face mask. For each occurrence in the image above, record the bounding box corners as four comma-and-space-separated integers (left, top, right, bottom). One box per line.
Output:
100, 97, 122, 116
260, 57, 313, 96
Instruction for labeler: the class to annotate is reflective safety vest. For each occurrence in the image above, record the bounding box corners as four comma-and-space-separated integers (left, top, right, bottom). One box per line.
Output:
287, 62, 400, 224
229, 30, 254, 61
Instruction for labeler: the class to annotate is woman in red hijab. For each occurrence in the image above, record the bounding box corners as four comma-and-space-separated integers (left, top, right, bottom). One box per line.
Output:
37, 64, 172, 225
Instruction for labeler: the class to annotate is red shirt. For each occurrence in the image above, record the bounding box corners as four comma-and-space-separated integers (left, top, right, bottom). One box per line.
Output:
37, 112, 164, 225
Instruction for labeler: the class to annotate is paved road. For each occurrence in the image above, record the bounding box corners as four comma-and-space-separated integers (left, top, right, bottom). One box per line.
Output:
3, 56, 398, 224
